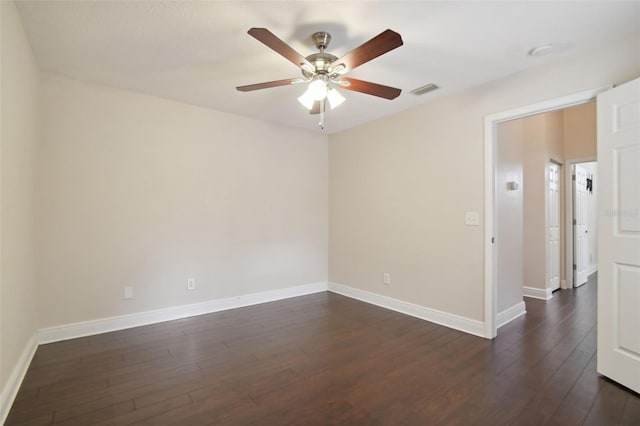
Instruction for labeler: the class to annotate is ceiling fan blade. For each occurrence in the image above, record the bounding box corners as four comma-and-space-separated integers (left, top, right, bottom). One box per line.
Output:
331, 29, 403, 73
339, 78, 401, 100
248, 28, 312, 70
236, 78, 303, 92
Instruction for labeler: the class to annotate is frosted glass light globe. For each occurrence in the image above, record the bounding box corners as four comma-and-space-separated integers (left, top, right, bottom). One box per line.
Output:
308, 79, 328, 101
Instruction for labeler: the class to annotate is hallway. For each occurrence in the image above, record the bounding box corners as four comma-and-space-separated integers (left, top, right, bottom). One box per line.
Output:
495, 273, 640, 425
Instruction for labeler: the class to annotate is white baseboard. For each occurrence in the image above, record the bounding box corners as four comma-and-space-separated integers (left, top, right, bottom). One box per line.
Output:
39, 281, 328, 344
523, 286, 554, 300
0, 333, 38, 425
328, 282, 487, 338
588, 264, 598, 275
497, 301, 526, 328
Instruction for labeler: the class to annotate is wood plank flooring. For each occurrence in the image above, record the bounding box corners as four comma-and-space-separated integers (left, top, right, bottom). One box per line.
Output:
6, 274, 640, 425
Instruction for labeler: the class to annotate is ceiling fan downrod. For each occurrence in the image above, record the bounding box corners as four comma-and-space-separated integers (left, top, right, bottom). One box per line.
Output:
312, 32, 331, 52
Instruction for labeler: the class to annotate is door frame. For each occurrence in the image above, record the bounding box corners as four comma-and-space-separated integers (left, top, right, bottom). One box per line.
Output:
565, 158, 596, 289
483, 86, 610, 338
547, 161, 562, 292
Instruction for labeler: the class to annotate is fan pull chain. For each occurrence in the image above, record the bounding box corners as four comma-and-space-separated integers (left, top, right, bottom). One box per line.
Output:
318, 99, 325, 130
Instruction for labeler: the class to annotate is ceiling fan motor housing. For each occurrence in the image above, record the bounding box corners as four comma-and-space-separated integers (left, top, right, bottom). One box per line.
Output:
298, 32, 337, 78
303, 52, 338, 78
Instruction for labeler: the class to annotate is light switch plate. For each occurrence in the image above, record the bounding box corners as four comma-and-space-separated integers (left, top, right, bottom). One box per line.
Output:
465, 212, 480, 226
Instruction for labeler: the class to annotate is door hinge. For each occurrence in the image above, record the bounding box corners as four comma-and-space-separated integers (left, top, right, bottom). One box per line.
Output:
573, 219, 577, 225
573, 264, 577, 270
572, 174, 576, 181
491, 237, 495, 244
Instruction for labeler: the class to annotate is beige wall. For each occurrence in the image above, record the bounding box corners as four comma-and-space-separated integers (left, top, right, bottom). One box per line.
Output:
0, 0, 40, 401
522, 114, 548, 291
544, 110, 565, 162
329, 96, 486, 318
329, 34, 639, 322
496, 121, 524, 312
522, 110, 565, 291
37, 74, 328, 328
564, 102, 597, 161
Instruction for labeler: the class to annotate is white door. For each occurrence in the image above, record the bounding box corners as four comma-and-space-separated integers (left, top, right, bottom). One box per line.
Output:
597, 78, 640, 394
574, 164, 589, 287
548, 163, 561, 291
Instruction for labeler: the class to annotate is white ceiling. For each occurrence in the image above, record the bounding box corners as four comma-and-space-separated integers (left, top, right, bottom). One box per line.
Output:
15, 1, 640, 134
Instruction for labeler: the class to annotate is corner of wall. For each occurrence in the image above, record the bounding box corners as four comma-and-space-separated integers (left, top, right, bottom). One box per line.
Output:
0, 333, 38, 424
497, 301, 526, 328
1, 1, 45, 421
523, 286, 554, 300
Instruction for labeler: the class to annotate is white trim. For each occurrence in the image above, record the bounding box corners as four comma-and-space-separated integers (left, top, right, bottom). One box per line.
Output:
328, 282, 487, 338
497, 301, 527, 328
484, 114, 498, 338
38, 282, 327, 344
588, 264, 598, 275
574, 279, 589, 289
545, 162, 562, 298
523, 286, 554, 300
564, 157, 597, 289
484, 86, 610, 339
0, 334, 38, 425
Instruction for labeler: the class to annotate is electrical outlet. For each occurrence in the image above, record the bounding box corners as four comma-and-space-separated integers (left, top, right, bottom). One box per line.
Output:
124, 286, 134, 300
187, 278, 196, 290
383, 273, 391, 285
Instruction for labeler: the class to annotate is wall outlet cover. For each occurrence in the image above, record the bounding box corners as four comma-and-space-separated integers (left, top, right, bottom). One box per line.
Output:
124, 286, 134, 299
187, 278, 196, 290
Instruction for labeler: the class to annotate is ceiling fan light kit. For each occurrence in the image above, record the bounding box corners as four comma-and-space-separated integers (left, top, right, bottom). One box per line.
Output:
236, 27, 404, 130
326, 88, 346, 109
307, 76, 329, 101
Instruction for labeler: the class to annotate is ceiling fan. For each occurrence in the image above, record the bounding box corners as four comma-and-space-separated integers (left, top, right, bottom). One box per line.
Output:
236, 28, 403, 129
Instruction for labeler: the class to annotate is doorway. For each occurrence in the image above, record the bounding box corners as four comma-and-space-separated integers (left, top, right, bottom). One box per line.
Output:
571, 161, 598, 288
484, 87, 608, 338
548, 161, 562, 292
495, 103, 598, 328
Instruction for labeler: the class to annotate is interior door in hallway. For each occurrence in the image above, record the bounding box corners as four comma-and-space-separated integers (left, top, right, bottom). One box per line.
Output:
548, 163, 561, 291
597, 77, 640, 394
573, 164, 589, 287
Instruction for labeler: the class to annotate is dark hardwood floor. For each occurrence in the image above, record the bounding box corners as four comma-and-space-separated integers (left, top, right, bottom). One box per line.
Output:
7, 274, 640, 425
